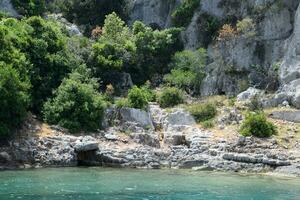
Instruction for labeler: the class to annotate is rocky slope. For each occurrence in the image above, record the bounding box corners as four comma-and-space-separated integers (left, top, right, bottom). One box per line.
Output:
1, 103, 300, 176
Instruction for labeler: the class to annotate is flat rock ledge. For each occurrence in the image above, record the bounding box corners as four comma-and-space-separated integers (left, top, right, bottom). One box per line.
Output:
1, 132, 299, 177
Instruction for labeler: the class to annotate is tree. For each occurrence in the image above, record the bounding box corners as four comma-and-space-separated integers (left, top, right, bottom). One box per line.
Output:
132, 21, 183, 84
0, 63, 30, 138
164, 48, 207, 94
25, 17, 76, 113
43, 66, 107, 132
12, 0, 46, 16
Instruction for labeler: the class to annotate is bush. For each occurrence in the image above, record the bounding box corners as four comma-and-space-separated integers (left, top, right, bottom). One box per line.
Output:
12, 0, 46, 16
217, 24, 237, 41
187, 103, 217, 122
201, 120, 215, 129
164, 49, 207, 94
0, 63, 30, 138
115, 98, 130, 108
172, 0, 200, 27
240, 112, 277, 138
43, 66, 107, 132
140, 82, 156, 102
127, 86, 149, 110
236, 17, 256, 38
158, 87, 184, 108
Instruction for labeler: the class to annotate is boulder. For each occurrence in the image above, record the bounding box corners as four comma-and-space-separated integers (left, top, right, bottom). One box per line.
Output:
0, 152, 11, 163
119, 108, 154, 130
163, 109, 196, 131
130, 132, 160, 148
237, 87, 264, 101
269, 110, 300, 123
74, 137, 99, 152
164, 132, 186, 146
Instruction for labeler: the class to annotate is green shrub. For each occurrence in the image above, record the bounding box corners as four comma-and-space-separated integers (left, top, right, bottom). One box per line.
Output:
172, 0, 200, 27
140, 82, 156, 102
240, 112, 277, 138
115, 98, 130, 108
12, 0, 46, 16
187, 103, 217, 122
164, 49, 207, 93
236, 17, 256, 38
201, 120, 215, 129
43, 66, 107, 133
158, 87, 184, 108
0, 63, 30, 138
127, 86, 149, 110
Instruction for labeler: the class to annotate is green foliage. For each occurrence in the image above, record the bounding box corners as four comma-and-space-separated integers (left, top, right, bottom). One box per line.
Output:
201, 120, 215, 129
0, 63, 30, 138
91, 14, 182, 86
236, 17, 256, 38
43, 66, 107, 133
127, 86, 149, 110
164, 49, 207, 94
115, 98, 130, 108
200, 13, 221, 47
172, 0, 200, 27
187, 103, 217, 123
133, 21, 183, 84
91, 13, 136, 83
50, 0, 128, 35
25, 17, 77, 112
158, 87, 184, 108
240, 112, 277, 138
0, 16, 80, 114
12, 0, 46, 16
140, 82, 156, 102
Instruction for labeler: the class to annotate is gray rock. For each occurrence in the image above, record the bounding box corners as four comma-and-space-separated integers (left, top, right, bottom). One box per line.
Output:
270, 110, 300, 123
0, 152, 11, 163
223, 153, 290, 166
0, 0, 19, 17
164, 132, 186, 146
179, 159, 208, 169
130, 133, 160, 148
237, 87, 264, 101
119, 108, 154, 130
163, 109, 196, 131
47, 14, 82, 36
104, 133, 118, 141
74, 141, 99, 152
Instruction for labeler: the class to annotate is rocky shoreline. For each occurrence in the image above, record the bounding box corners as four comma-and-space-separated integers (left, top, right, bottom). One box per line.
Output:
1, 103, 300, 177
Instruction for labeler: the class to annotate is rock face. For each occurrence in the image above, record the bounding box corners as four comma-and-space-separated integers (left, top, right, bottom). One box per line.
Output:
128, 0, 300, 98
0, 0, 19, 17
128, 0, 180, 29
119, 108, 154, 130
270, 110, 300, 123
237, 87, 264, 101
279, 3, 300, 108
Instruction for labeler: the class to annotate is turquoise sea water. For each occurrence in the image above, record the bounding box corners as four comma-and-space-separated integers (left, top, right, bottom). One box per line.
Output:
0, 168, 299, 200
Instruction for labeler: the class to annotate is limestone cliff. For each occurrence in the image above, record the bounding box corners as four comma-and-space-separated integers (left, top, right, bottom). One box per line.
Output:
129, 0, 300, 104
0, 0, 18, 17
